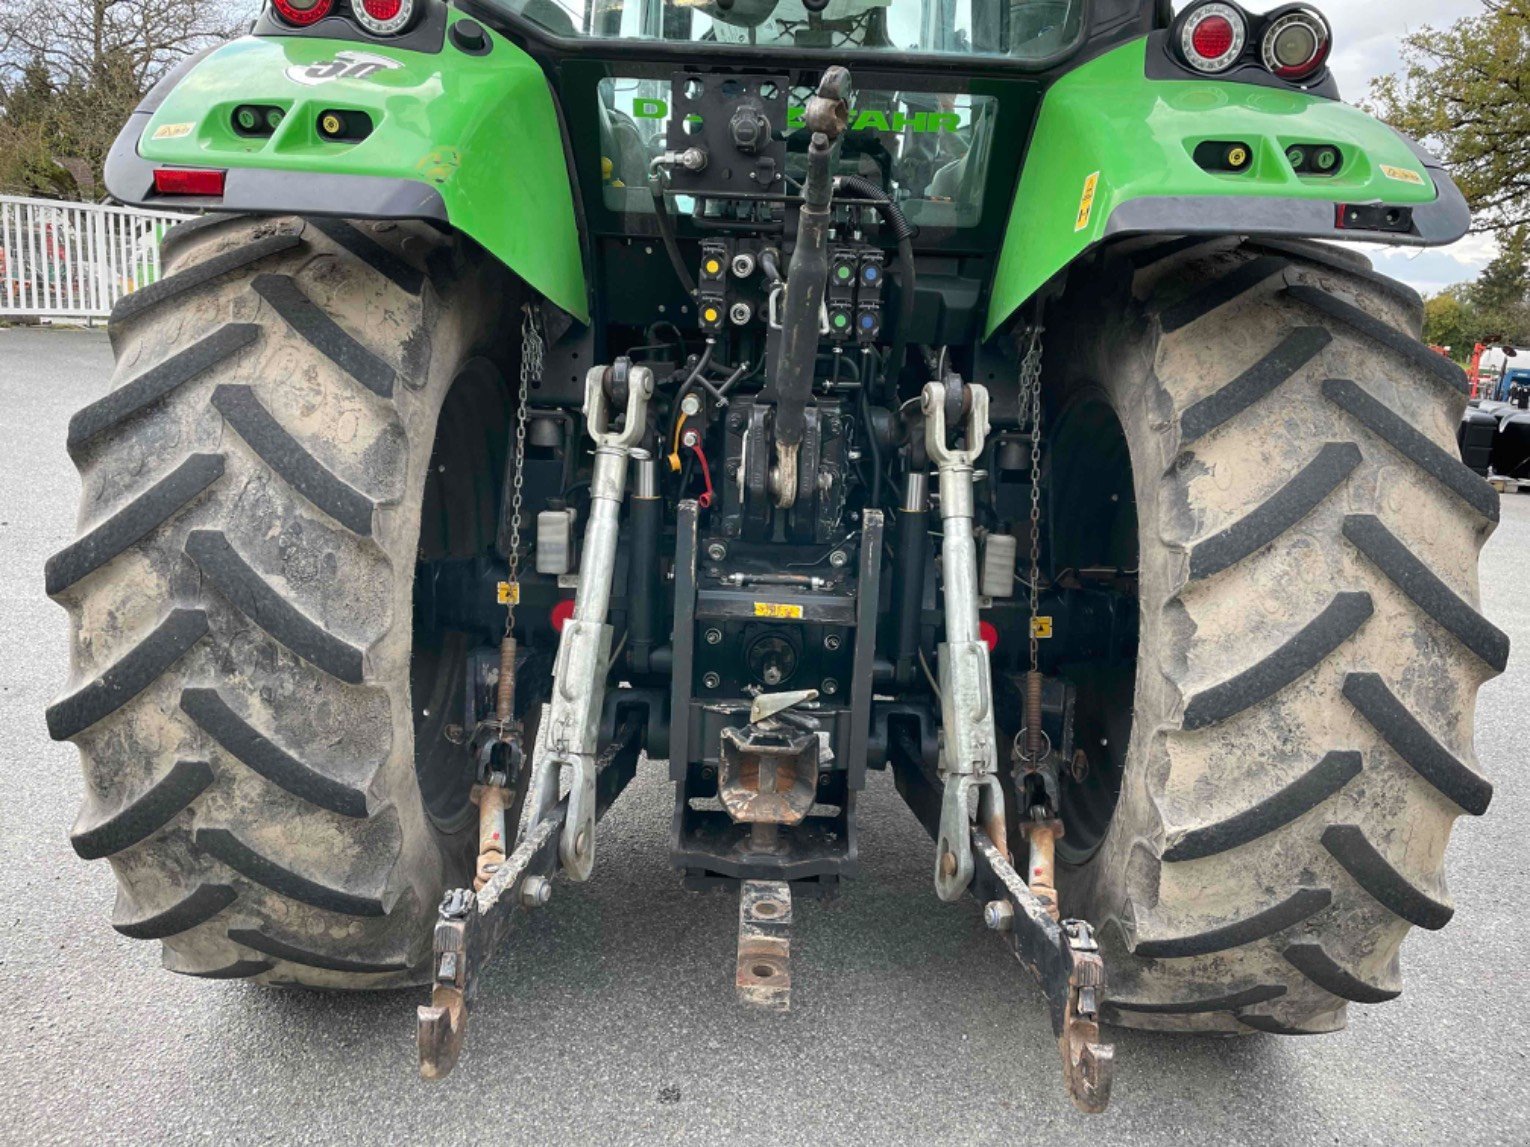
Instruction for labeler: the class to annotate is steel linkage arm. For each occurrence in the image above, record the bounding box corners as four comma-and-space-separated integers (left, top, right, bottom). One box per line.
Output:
418, 724, 641, 1079
921, 378, 1008, 901
526, 361, 653, 882
889, 743, 1115, 1113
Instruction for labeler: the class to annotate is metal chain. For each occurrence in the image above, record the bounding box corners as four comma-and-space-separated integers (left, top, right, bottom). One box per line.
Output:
1022, 326, 1045, 674
505, 302, 543, 635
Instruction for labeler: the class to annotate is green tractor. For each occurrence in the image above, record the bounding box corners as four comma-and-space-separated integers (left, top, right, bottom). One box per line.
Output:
47, 0, 1505, 1110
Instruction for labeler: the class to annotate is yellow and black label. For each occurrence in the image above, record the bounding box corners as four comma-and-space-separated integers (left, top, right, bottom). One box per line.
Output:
1074, 172, 1101, 232
754, 602, 804, 619
497, 582, 520, 606
1380, 163, 1426, 186
1031, 616, 1054, 639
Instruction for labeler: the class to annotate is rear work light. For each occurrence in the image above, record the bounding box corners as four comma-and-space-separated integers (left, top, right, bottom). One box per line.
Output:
1261, 6, 1332, 82
1180, 3, 1247, 73
152, 168, 226, 197
354, 0, 415, 36
269, 0, 333, 26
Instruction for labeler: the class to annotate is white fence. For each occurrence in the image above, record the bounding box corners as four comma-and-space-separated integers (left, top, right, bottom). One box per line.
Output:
0, 195, 194, 321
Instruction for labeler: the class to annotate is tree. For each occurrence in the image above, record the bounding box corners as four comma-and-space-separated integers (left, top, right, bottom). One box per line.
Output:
1423, 289, 1478, 359
1468, 227, 1530, 344
0, 0, 247, 198
1369, 1, 1530, 234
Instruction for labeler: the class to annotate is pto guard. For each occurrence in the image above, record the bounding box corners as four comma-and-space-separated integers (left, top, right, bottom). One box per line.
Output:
985, 39, 1468, 337
104, 20, 588, 323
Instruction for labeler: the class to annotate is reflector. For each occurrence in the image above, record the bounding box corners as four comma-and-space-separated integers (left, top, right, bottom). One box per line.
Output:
152, 168, 226, 197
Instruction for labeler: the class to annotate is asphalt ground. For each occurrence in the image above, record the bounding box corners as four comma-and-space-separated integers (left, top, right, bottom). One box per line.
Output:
1, 325, 1527, 1145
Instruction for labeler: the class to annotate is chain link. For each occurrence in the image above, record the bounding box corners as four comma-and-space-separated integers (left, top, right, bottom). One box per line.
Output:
1021, 325, 1044, 674
505, 302, 543, 635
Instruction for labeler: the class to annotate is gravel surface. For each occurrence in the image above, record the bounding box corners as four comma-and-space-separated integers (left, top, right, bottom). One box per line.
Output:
2, 326, 1526, 1145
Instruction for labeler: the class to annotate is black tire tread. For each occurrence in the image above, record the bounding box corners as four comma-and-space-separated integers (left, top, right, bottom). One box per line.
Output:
1134, 889, 1333, 959
1342, 513, 1509, 671
1321, 824, 1454, 930
228, 927, 410, 974
306, 218, 424, 296
70, 758, 214, 860
195, 827, 387, 917
67, 323, 259, 451
1179, 327, 1331, 444
252, 272, 396, 398
1282, 942, 1401, 1003
1322, 378, 1499, 523
179, 687, 371, 818
1182, 592, 1372, 730
1342, 672, 1492, 816
45, 607, 208, 741
1188, 442, 1360, 579
1162, 750, 1362, 862
1160, 255, 1289, 334
184, 528, 365, 684
113, 883, 237, 940
110, 234, 300, 325
45, 453, 225, 594
1287, 283, 1467, 395
211, 384, 376, 536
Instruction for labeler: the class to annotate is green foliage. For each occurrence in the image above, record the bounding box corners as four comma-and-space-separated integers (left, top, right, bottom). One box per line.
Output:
1422, 229, 1530, 358
1369, 1, 1530, 233
0, 0, 244, 199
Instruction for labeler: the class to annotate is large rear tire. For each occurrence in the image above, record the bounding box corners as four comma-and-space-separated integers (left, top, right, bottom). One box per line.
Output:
47, 215, 510, 987
1052, 237, 1505, 1032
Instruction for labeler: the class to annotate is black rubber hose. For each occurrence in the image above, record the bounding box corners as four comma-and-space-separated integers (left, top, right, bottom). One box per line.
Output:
860, 385, 883, 511
628, 489, 662, 673
650, 173, 698, 298
835, 174, 916, 398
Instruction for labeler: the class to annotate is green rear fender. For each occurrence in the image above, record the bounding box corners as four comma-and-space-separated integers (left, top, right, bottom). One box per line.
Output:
987, 40, 1466, 338
105, 22, 588, 323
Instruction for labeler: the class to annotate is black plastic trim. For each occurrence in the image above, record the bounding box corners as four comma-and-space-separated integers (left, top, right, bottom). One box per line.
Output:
105, 111, 449, 222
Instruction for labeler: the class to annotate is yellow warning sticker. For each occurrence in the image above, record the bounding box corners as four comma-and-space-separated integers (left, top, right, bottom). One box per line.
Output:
1031, 616, 1054, 639
1074, 172, 1101, 232
754, 602, 804, 619
151, 122, 194, 140
1380, 164, 1427, 187
497, 582, 520, 605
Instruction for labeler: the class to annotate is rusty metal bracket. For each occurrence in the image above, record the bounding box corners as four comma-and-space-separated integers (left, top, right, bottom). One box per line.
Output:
974, 830, 1113, 1113
418, 723, 641, 1080
889, 743, 1115, 1113
735, 880, 792, 1011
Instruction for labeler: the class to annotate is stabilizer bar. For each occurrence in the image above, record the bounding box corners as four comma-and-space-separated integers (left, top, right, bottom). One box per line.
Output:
418, 723, 641, 1080
890, 744, 1115, 1113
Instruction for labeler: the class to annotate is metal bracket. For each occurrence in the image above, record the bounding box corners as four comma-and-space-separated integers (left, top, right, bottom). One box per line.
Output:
975, 830, 1114, 1113
735, 880, 792, 1011
528, 362, 652, 882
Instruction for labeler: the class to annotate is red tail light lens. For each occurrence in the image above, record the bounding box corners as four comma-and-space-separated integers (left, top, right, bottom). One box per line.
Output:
355, 0, 415, 35
269, 0, 333, 26
1180, 3, 1247, 74
152, 168, 226, 197
1262, 7, 1332, 82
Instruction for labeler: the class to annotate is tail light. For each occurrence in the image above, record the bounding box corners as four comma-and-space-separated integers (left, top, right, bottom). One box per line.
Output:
354, 0, 415, 35
269, 0, 333, 26
1261, 7, 1332, 82
1179, 3, 1248, 74
153, 168, 226, 197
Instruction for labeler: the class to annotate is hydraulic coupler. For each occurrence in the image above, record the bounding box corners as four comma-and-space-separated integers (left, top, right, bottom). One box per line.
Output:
527, 359, 653, 880
922, 378, 1007, 901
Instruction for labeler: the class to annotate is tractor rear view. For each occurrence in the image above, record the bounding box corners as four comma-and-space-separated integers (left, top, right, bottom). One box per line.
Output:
48, 0, 1503, 1112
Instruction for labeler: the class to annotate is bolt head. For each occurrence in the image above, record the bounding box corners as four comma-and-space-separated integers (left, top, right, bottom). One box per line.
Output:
706, 542, 728, 561
984, 900, 1014, 932
820, 678, 838, 695
521, 875, 552, 908
824, 634, 842, 651
828, 549, 849, 568
704, 627, 723, 645
703, 672, 721, 690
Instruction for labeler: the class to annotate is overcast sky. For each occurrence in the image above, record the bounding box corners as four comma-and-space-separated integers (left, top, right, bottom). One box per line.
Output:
1277, 0, 1496, 294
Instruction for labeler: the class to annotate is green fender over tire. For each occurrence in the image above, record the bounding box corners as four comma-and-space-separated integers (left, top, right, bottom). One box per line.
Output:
106, 21, 589, 322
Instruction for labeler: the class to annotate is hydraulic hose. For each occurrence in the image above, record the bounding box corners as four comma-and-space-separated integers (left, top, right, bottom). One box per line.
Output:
835, 174, 916, 397
649, 172, 698, 298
